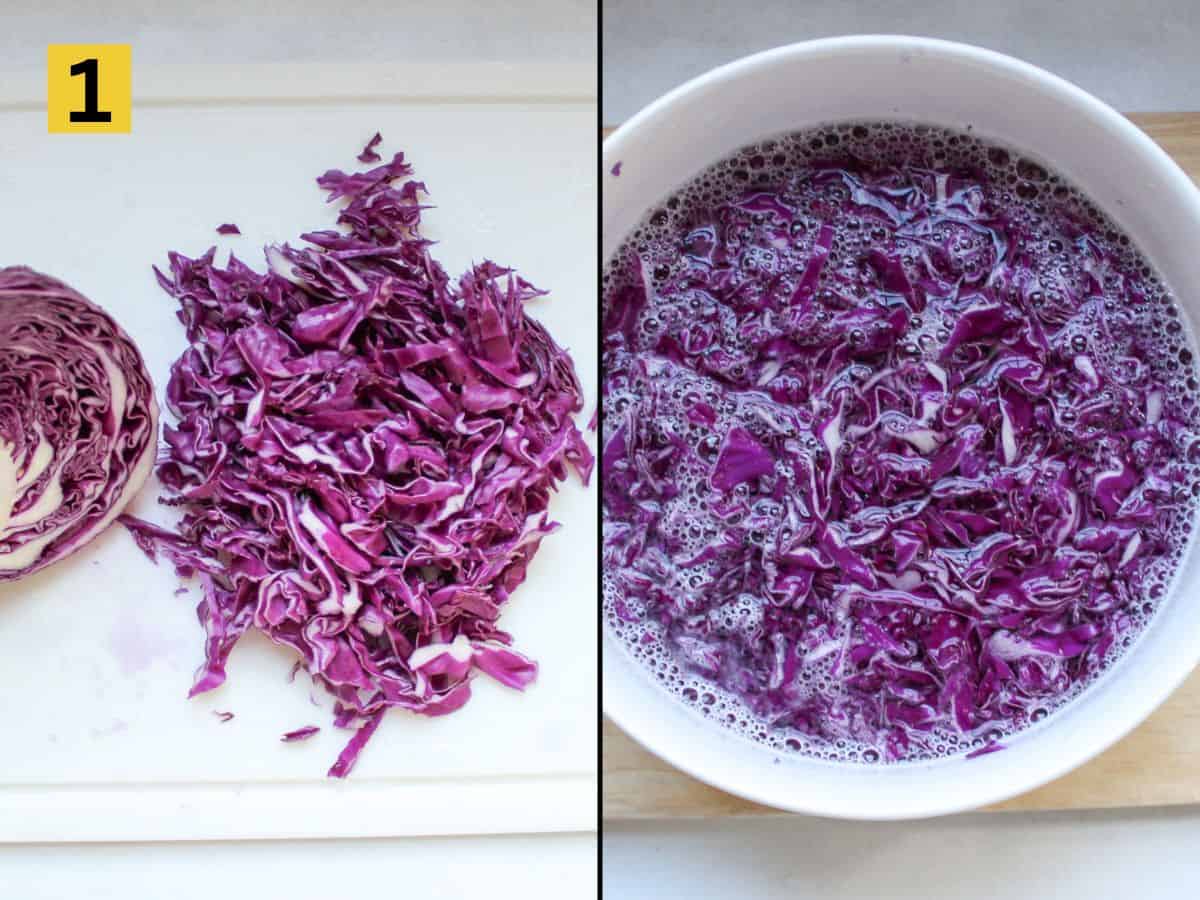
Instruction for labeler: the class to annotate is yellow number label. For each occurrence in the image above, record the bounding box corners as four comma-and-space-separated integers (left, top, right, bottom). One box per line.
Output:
47, 44, 131, 133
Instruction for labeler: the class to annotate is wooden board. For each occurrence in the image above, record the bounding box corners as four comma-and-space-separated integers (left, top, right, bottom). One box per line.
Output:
602, 112, 1200, 819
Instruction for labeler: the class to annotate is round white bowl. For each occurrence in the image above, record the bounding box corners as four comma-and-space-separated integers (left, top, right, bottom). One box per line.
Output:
602, 35, 1200, 819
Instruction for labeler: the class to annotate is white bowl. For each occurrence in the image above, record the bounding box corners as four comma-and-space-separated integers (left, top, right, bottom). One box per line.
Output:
602, 35, 1200, 819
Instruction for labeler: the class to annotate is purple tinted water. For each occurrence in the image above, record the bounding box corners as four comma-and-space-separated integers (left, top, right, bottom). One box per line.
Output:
602, 122, 1200, 763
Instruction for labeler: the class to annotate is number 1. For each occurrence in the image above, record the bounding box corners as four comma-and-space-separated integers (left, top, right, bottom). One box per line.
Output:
69, 58, 112, 123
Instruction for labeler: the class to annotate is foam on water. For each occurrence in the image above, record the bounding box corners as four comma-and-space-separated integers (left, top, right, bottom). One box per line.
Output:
602, 122, 1200, 764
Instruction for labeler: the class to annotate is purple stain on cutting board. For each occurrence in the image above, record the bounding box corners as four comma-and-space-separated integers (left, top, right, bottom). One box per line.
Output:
107, 614, 180, 676
89, 720, 129, 740
611, 161, 622, 176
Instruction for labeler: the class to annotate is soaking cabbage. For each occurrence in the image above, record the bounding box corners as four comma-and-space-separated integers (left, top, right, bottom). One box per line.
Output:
601, 128, 1199, 761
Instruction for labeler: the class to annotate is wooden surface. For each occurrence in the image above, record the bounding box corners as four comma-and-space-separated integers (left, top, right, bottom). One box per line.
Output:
603, 112, 1200, 819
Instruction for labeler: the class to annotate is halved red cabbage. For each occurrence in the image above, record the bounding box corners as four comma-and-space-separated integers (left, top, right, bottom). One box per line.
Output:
0, 267, 157, 581
124, 137, 593, 777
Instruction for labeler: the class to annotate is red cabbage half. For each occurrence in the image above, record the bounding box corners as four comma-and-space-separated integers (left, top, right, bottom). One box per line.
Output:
0, 267, 157, 581
124, 137, 593, 776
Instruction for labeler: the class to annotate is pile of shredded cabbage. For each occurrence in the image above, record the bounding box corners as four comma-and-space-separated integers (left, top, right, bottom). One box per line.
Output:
602, 140, 1198, 761
125, 135, 593, 776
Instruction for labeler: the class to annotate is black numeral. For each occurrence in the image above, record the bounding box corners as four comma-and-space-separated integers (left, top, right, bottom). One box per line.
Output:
68, 58, 112, 123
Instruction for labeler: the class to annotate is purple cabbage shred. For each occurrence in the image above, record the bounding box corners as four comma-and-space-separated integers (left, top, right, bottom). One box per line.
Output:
281, 725, 320, 742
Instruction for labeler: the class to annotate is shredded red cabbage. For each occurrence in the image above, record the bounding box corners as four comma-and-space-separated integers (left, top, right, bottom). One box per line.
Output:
0, 267, 158, 581
357, 132, 383, 164
124, 136, 593, 777
602, 125, 1199, 761
281, 725, 320, 742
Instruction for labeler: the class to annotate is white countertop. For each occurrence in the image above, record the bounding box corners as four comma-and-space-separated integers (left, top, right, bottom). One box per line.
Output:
3, 832, 597, 900
2, 0, 593, 71
604, 808, 1200, 898
602, 2, 1200, 898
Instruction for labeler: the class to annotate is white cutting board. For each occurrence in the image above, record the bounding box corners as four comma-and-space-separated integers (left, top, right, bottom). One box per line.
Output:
0, 63, 597, 841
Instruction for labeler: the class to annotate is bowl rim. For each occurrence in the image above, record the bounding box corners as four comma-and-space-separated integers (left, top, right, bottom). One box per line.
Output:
601, 34, 1200, 819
